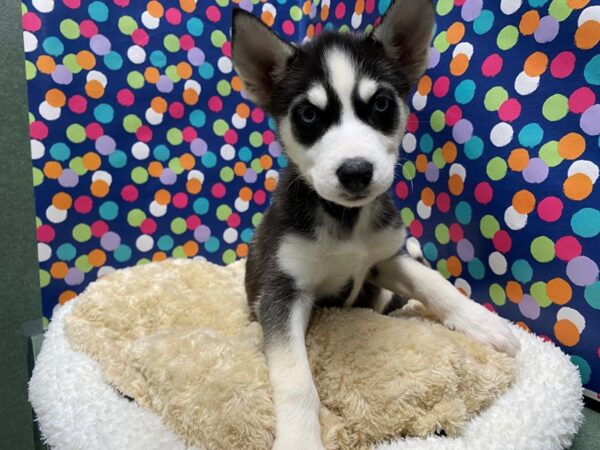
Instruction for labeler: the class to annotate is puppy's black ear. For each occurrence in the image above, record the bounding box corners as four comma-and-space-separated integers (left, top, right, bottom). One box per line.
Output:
371, 0, 435, 83
231, 9, 295, 110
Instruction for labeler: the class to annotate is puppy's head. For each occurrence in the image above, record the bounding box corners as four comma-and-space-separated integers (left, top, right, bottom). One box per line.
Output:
232, 0, 434, 207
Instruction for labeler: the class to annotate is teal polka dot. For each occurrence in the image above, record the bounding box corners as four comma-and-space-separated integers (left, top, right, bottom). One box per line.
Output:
186, 17, 205, 37
473, 9, 495, 35
570, 356, 591, 384
584, 282, 600, 310
205, 236, 220, 253
114, 244, 132, 262
153, 145, 170, 161
583, 54, 600, 86
99, 201, 119, 220
518, 123, 544, 148
241, 228, 254, 243
93, 103, 114, 124
157, 235, 174, 251
454, 79, 476, 104
57, 243, 76, 261
464, 136, 484, 160
201, 152, 217, 168
150, 50, 167, 68
88, 1, 109, 22
43, 37, 64, 56
193, 197, 210, 215
199, 62, 214, 80
529, 0, 549, 6
468, 258, 485, 280
512, 259, 533, 283
571, 208, 600, 238
49, 142, 70, 161
104, 51, 123, 70
455, 201, 472, 225
189, 110, 206, 127
378, 0, 392, 14
238, 147, 252, 162
420, 134, 434, 153
423, 242, 438, 262
108, 150, 127, 168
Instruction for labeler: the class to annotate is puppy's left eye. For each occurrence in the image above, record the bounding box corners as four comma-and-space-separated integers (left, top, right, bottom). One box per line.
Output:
299, 106, 318, 125
373, 96, 390, 113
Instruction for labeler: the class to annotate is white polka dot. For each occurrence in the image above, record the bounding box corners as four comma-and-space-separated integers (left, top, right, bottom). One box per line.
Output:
145, 108, 163, 125
23, 31, 38, 53
578, 6, 600, 26
132, 142, 150, 160
217, 56, 233, 74
188, 170, 205, 182
86, 70, 107, 87
141, 11, 160, 29
38, 243, 52, 262
39, 101, 61, 121
266, 169, 279, 181
454, 278, 472, 297
32, 0, 55, 13
232, 113, 247, 129
262, 3, 277, 15
46, 205, 67, 223
402, 133, 417, 153
500, 0, 522, 15
557, 307, 586, 332
223, 227, 238, 244
488, 251, 508, 275
220, 144, 236, 161
568, 160, 598, 184
149, 200, 167, 217
351, 12, 362, 29
416, 200, 432, 219
452, 42, 474, 59
504, 206, 528, 230
92, 170, 112, 185
192, 255, 208, 262
98, 266, 115, 277
127, 45, 146, 64
184, 80, 201, 94
449, 163, 467, 181
136, 234, 154, 252
514, 71, 540, 96
490, 122, 514, 147
412, 92, 428, 111
31, 140, 45, 160
234, 198, 249, 212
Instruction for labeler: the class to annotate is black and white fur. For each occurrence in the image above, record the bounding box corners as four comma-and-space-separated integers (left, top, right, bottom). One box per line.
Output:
232, 2, 520, 449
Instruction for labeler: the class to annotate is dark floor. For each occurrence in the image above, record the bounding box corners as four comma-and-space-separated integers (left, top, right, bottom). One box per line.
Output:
571, 407, 600, 450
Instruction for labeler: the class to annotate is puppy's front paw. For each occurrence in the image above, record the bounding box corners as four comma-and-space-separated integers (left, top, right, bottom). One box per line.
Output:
444, 298, 521, 356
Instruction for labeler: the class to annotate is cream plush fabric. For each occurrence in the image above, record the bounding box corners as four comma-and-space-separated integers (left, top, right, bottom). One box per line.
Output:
29, 258, 584, 450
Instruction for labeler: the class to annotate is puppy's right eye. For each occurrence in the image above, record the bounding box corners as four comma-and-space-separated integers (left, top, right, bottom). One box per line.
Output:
299, 106, 318, 125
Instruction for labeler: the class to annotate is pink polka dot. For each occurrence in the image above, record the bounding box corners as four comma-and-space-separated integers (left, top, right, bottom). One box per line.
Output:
482, 54, 503, 77
221, 41, 231, 57
409, 219, 424, 238
282, 20, 295, 36
208, 96, 223, 112
254, 190, 267, 205
63, 0, 81, 9
395, 181, 409, 200
454, 0, 466, 6
433, 76, 450, 97
211, 183, 226, 199
120, 185, 138, 202
186, 215, 201, 230
169, 102, 184, 119
74, 195, 93, 214
113, 0, 129, 6
37, 224, 56, 243
263, 130, 275, 145
132, 28, 149, 47
79, 20, 98, 38
492, 230, 512, 253
406, 113, 419, 133
449, 223, 464, 242
172, 192, 188, 209
474, 182, 493, 205
550, 51, 576, 79
227, 213, 241, 228
224, 129, 238, 145
251, 108, 264, 123
116, 89, 134, 107
91, 220, 109, 238
569, 87, 596, 114
537, 196, 563, 222
136, 125, 153, 142
436, 192, 451, 213
68, 95, 88, 113
445, 105, 462, 126
314, 23, 323, 36
206, 5, 221, 22
85, 123, 104, 140
182, 126, 197, 143
22, 12, 42, 32
140, 218, 157, 234
365, 0, 376, 13
498, 98, 522, 122
165, 8, 182, 25
555, 236, 582, 261
482, 303, 495, 312
30, 121, 48, 140
179, 34, 195, 51
335, 3, 346, 18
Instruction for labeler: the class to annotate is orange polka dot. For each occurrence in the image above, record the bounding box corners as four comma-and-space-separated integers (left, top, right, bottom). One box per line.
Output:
236, 243, 249, 258
147, 0, 164, 18
45, 88, 66, 108
261, 11, 275, 27
516, 321, 531, 332
448, 174, 464, 196
76, 50, 96, 70
519, 10, 540, 35
36, 55, 56, 74
231, 76, 243, 92
183, 88, 199, 105
151, 96, 168, 114
442, 141, 457, 163
568, 0, 590, 8
152, 251, 168, 262
236, 103, 250, 119
265, 177, 278, 192
148, 161, 163, 177
59, 290, 77, 305
575, 21, 600, 50
239, 187, 253, 202
302, 0, 312, 14
508, 148, 530, 172
260, 155, 273, 170
546, 278, 573, 305
320, 5, 329, 21
43, 161, 63, 179
355, 0, 365, 14
183, 240, 199, 257
415, 154, 428, 173
446, 22, 465, 45
155, 189, 171, 205
563, 173, 593, 201
417, 75, 432, 96
421, 187, 435, 207
52, 192, 72, 210
91, 180, 109, 198
50, 262, 69, 279
306, 24, 315, 40
179, 153, 195, 170
85, 80, 104, 99
558, 132, 586, 159
524, 52, 548, 76
234, 162, 247, 176
88, 249, 107, 267
506, 281, 523, 303
554, 320, 580, 346
450, 54, 469, 76
512, 189, 536, 214
82, 152, 101, 171
176, 62, 192, 79
186, 178, 202, 194
446, 256, 462, 277
179, 0, 196, 13
145, 67, 160, 84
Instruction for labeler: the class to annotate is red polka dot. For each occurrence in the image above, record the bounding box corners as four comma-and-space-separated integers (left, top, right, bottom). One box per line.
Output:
406, 113, 419, 133
483, 303, 495, 312
85, 123, 103, 140
208, 96, 223, 112
172, 192, 188, 209
568, 87, 595, 114
116, 89, 134, 107
140, 218, 157, 234
224, 129, 238, 145
179, 34, 195, 51
537, 196, 563, 222
314, 23, 323, 36
481, 54, 503, 77
498, 98, 522, 122
136, 125, 153, 142
221, 41, 231, 57
409, 219, 423, 238
254, 190, 267, 205
550, 51, 576, 79
79, 20, 98, 38
474, 182, 493, 205
436, 192, 451, 213
449, 223, 463, 242
68, 95, 88, 113
335, 3, 346, 18
186, 215, 201, 230
365, 0, 376, 13
227, 213, 241, 228
165, 8, 182, 25
263, 130, 275, 145
206, 5, 221, 22
63, 0, 81, 9
251, 108, 264, 123
182, 126, 197, 143
211, 183, 226, 198
432, 76, 450, 98
445, 105, 462, 126
555, 236, 582, 261
90, 220, 109, 238
30, 121, 48, 140
132, 28, 149, 47
282, 20, 295, 36
74, 195, 93, 214
22, 12, 42, 32
395, 181, 409, 200
492, 230, 512, 253
113, 0, 129, 6
169, 102, 185, 119
120, 185, 138, 202
37, 224, 56, 243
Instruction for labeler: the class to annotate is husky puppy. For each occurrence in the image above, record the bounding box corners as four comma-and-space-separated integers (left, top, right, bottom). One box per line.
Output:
231, 1, 520, 448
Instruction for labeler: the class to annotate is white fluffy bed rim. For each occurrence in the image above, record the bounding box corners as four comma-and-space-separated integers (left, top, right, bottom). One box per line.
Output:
30, 282, 583, 450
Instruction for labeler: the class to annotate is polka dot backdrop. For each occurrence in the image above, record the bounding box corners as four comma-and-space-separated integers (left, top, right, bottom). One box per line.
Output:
22, 1, 599, 400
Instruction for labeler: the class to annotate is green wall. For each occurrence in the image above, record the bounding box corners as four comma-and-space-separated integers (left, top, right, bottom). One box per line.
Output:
0, 0, 44, 448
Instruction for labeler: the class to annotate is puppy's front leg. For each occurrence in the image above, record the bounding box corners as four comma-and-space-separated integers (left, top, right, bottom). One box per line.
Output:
259, 288, 324, 450
371, 254, 520, 356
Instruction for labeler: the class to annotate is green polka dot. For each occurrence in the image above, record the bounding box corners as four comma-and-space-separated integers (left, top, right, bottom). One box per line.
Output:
486, 157, 507, 181
215, 0, 228, 6
118, 16, 138, 35
436, 0, 453, 16
222, 249, 237, 265
497, 25, 519, 50
220, 167, 234, 182
570, 356, 591, 384
123, 114, 142, 133
480, 215, 500, 239
72, 224, 92, 242
210, 30, 227, 47
432, 148, 446, 169
484, 86, 508, 111
127, 71, 144, 89
549, 0, 572, 21
166, 128, 183, 145
170, 218, 187, 234
400, 207, 414, 225
172, 246, 186, 259
433, 32, 451, 52
131, 167, 148, 184
66, 124, 86, 143
489, 283, 506, 306
127, 209, 146, 227
25, 60, 37, 80
436, 260, 451, 279
32, 167, 44, 187
69, 157, 87, 175
164, 34, 181, 52
430, 110, 445, 132
530, 281, 552, 307
168, 158, 184, 174
75, 255, 93, 273
165, 65, 181, 83
137, 258, 151, 266
289, 5, 303, 21
538, 141, 563, 167
40, 270, 50, 288
217, 205, 233, 221
252, 212, 263, 228
217, 80, 232, 96
213, 119, 229, 136
435, 224, 450, 244
60, 19, 80, 40
251, 159, 263, 174
542, 94, 568, 122
402, 161, 416, 180
249, 131, 263, 148
62, 54, 81, 74
530, 236, 555, 263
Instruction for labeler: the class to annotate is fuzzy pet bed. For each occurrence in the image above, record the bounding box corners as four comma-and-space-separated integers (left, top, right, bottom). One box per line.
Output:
30, 259, 583, 450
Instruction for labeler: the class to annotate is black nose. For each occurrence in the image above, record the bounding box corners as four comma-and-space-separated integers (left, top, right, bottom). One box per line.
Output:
336, 158, 373, 193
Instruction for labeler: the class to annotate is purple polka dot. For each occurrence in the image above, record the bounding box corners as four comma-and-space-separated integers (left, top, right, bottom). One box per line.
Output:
157, 75, 174, 93
58, 169, 79, 188
65, 268, 85, 286
425, 162, 440, 182
160, 168, 177, 185
580, 104, 600, 136
428, 48, 441, 69
567, 256, 599, 287
461, 0, 483, 22
100, 231, 121, 251
457, 238, 475, 262
243, 169, 258, 183
95, 135, 116, 155
51, 65, 73, 85
522, 158, 549, 184
519, 294, 540, 320
238, 0, 253, 12
187, 47, 205, 66
534, 16, 559, 43
268, 141, 282, 157
190, 138, 208, 156
194, 225, 211, 243
90, 34, 111, 56
452, 119, 474, 144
